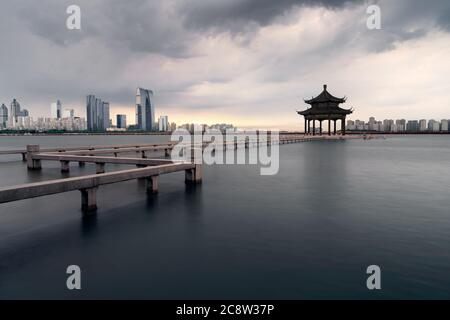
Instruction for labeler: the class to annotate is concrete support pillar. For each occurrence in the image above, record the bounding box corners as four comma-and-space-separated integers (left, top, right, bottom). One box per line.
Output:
26, 145, 41, 170
96, 163, 105, 174
79, 161, 85, 167
185, 165, 202, 184
328, 119, 331, 136
61, 161, 70, 173
80, 187, 98, 214
146, 175, 158, 194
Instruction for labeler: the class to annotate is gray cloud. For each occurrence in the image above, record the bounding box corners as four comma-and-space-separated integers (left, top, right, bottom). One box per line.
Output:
178, 0, 365, 32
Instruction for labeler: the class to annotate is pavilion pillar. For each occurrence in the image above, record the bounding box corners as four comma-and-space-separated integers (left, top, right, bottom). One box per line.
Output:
333, 120, 337, 135
307, 120, 311, 135
319, 120, 323, 135
312, 120, 316, 136
342, 118, 346, 136
304, 120, 307, 135
328, 119, 331, 136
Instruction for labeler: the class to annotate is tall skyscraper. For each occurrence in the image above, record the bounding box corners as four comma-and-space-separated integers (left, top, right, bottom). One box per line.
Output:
51, 100, 62, 119
102, 102, 110, 131
10, 99, 21, 124
135, 88, 155, 131
0, 103, 8, 128
116, 114, 127, 129
86, 95, 110, 132
86, 95, 97, 131
158, 115, 169, 131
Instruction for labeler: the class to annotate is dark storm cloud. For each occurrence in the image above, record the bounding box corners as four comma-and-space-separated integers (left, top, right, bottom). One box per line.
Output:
179, 0, 365, 32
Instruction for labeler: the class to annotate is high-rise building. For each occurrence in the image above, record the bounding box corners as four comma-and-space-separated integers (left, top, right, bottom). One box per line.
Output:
102, 102, 110, 131
428, 120, 440, 132
116, 114, 127, 129
9, 98, 21, 126
0, 103, 8, 128
51, 100, 62, 119
440, 119, 448, 132
419, 119, 427, 132
158, 115, 169, 131
406, 120, 419, 132
63, 109, 74, 118
86, 95, 110, 132
395, 119, 406, 132
135, 88, 155, 131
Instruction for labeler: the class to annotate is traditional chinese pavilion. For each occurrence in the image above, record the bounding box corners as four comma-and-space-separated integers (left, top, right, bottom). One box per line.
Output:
297, 85, 353, 135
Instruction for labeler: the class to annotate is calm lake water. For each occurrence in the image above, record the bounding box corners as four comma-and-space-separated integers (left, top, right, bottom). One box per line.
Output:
0, 135, 449, 299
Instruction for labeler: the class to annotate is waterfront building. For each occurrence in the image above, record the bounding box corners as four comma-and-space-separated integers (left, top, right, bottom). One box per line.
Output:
419, 119, 427, 132
440, 119, 448, 132
158, 115, 169, 131
396, 119, 406, 132
0, 104, 8, 128
9, 99, 20, 126
135, 88, 155, 131
427, 120, 440, 132
116, 114, 127, 129
406, 120, 419, 132
297, 85, 353, 135
86, 95, 110, 132
63, 109, 74, 118
51, 100, 62, 119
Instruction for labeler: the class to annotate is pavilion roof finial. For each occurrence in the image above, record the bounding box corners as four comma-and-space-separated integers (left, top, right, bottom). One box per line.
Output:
323, 84, 327, 90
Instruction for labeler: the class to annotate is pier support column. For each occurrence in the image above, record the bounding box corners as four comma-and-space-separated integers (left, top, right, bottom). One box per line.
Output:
146, 175, 159, 194
26, 145, 41, 170
80, 187, 98, 214
96, 163, 105, 174
141, 151, 147, 158
61, 161, 70, 173
21, 152, 27, 162
165, 148, 171, 157
185, 165, 202, 184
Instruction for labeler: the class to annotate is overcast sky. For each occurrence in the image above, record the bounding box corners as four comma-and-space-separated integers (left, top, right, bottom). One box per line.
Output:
1, 0, 450, 129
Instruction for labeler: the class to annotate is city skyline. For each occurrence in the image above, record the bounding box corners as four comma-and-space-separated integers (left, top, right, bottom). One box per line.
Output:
1, 1, 450, 130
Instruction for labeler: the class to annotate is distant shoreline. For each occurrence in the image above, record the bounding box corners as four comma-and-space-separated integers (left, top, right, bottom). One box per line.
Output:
0, 131, 449, 137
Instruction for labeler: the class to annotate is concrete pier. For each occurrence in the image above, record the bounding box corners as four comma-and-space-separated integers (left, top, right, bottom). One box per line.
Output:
96, 163, 105, 174
61, 161, 70, 173
146, 176, 158, 194
26, 145, 41, 170
80, 187, 98, 213
185, 165, 202, 184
